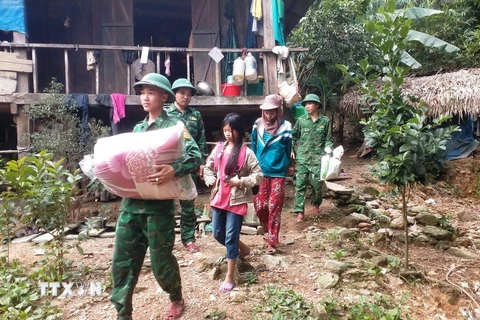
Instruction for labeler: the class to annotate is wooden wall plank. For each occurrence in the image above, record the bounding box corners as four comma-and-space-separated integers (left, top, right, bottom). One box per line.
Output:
93, 0, 133, 94
192, 0, 220, 90
0, 61, 32, 73
0, 52, 20, 63
0, 93, 265, 107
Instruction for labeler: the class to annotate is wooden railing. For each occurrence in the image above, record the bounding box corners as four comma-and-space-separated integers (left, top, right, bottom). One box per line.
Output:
0, 42, 308, 96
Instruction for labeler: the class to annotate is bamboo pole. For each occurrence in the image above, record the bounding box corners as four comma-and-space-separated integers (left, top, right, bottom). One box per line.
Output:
64, 49, 70, 93
187, 55, 191, 81
215, 62, 221, 96
32, 48, 38, 93
0, 42, 308, 53
95, 64, 100, 94
127, 64, 131, 95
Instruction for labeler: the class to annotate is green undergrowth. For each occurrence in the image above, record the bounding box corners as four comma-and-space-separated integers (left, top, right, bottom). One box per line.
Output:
253, 285, 411, 320
0, 258, 63, 320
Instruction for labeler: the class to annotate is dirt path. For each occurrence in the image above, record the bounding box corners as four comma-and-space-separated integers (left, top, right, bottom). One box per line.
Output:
4, 153, 480, 320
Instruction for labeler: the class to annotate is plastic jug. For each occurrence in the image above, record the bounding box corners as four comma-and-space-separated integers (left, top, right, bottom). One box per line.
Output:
245, 52, 257, 82
232, 57, 245, 85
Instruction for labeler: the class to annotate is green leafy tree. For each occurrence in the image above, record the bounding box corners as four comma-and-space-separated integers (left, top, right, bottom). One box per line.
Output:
288, 0, 473, 100
337, 0, 459, 267
0, 151, 83, 279
288, 0, 371, 141
27, 79, 110, 172
368, 0, 480, 72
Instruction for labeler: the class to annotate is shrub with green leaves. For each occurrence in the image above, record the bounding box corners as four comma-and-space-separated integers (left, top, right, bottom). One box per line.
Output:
253, 286, 314, 320
204, 309, 227, 320
337, 0, 459, 268
26, 79, 110, 171
346, 295, 408, 320
0, 151, 83, 278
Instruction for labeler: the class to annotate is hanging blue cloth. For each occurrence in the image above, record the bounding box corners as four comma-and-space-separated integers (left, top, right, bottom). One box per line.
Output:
245, 0, 257, 49
445, 116, 479, 160
223, 0, 239, 82
272, 0, 285, 46
67, 94, 90, 144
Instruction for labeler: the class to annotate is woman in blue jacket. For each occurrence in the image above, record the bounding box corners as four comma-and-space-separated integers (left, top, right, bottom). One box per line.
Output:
251, 94, 292, 254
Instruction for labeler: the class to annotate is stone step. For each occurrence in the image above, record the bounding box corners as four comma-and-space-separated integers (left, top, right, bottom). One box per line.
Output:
325, 181, 354, 195
80, 228, 106, 237
11, 233, 43, 244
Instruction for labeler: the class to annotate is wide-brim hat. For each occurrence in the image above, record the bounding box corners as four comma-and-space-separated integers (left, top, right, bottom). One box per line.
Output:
260, 94, 283, 110
301, 93, 321, 106
172, 78, 197, 96
133, 73, 175, 103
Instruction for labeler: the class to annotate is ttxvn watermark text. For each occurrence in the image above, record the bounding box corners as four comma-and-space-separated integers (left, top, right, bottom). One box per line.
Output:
38, 281, 102, 297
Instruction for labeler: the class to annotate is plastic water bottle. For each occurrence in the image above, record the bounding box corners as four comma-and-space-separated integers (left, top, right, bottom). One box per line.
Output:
232, 57, 245, 85
245, 52, 257, 82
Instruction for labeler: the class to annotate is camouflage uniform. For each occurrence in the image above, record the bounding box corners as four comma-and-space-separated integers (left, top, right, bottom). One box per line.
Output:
110, 112, 201, 319
291, 114, 333, 213
164, 104, 208, 245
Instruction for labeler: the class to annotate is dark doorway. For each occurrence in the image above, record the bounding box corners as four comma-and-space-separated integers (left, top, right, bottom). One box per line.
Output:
133, 0, 192, 83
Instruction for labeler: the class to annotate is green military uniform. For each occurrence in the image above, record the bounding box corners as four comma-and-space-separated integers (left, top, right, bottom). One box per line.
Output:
164, 103, 208, 245
110, 112, 201, 319
292, 113, 333, 213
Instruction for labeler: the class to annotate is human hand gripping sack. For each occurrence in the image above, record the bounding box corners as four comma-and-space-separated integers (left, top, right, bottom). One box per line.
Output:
147, 164, 175, 186
204, 175, 216, 187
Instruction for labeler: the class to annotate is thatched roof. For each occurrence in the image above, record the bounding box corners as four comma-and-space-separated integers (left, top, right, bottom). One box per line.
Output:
338, 68, 480, 118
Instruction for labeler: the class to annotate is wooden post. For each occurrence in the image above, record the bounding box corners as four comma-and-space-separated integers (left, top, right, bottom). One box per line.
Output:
95, 64, 100, 94
262, 0, 277, 95
32, 48, 38, 93
215, 62, 221, 96
12, 32, 30, 158
64, 49, 70, 93
12, 103, 30, 158
127, 64, 131, 95
187, 54, 191, 81
13, 32, 29, 93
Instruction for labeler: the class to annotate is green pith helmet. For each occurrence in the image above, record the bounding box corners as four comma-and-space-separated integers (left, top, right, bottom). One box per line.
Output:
301, 93, 321, 106
133, 73, 175, 103
171, 78, 197, 96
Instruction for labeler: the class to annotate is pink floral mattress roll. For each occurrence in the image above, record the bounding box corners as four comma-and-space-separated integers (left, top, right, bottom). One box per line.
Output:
92, 122, 197, 200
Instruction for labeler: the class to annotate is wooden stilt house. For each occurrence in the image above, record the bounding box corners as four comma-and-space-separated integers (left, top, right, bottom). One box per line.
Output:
0, 0, 313, 157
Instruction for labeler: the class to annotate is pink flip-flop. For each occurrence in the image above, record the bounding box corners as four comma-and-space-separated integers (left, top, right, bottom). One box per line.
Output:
219, 281, 236, 293
265, 246, 277, 255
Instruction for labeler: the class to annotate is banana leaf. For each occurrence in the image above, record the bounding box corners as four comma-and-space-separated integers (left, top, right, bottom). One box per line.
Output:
407, 30, 460, 53
404, 7, 443, 19
400, 51, 422, 69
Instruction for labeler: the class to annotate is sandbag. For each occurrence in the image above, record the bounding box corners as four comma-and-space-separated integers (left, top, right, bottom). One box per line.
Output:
320, 146, 344, 181
89, 122, 197, 200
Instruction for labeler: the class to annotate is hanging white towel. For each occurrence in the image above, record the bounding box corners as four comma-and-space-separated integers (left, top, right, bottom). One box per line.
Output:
272, 46, 289, 74
86, 50, 97, 71
164, 53, 171, 76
